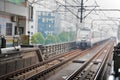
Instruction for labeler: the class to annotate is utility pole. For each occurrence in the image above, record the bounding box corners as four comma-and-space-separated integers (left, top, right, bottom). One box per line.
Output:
80, 0, 84, 23
65, 0, 67, 19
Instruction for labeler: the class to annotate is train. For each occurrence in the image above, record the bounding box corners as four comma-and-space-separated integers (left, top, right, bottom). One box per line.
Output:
76, 28, 110, 50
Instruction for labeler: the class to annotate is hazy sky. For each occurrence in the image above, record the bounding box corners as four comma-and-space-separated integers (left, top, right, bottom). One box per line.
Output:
96, 0, 120, 36
96, 0, 120, 17
97, 0, 120, 9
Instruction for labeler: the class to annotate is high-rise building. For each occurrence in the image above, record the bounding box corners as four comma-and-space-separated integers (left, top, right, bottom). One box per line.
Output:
29, 3, 61, 37
36, 11, 61, 37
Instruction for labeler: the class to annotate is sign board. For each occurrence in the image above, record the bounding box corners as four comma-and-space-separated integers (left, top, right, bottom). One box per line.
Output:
21, 35, 29, 45
5, 36, 19, 47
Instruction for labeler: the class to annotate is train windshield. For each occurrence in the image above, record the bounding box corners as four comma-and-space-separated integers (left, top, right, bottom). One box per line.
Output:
78, 30, 91, 41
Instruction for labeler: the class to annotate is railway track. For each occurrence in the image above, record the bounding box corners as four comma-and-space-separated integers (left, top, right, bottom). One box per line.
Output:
18, 49, 92, 80
12, 46, 99, 80
21, 45, 100, 80
0, 47, 91, 80
0, 40, 112, 80
11, 41, 106, 80
66, 40, 114, 80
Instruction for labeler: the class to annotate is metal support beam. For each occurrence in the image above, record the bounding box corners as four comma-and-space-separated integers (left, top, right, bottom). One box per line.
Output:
80, 0, 84, 23
56, 1, 80, 19
91, 19, 120, 28
85, 9, 120, 11
60, 5, 99, 7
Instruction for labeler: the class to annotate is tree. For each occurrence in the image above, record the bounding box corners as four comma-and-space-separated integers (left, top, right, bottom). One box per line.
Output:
58, 31, 69, 42
31, 32, 45, 44
45, 34, 57, 44
55, 35, 61, 43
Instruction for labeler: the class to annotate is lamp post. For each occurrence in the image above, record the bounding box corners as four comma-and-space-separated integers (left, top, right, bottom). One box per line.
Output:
28, 31, 30, 45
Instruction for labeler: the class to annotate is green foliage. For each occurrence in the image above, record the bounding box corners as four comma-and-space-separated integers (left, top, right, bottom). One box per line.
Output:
58, 31, 75, 42
31, 32, 45, 44
45, 34, 57, 44
58, 31, 69, 42
30, 31, 75, 45
55, 35, 61, 43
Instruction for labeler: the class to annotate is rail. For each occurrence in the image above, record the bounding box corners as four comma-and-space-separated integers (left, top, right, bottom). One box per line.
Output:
39, 41, 76, 59
24, 49, 90, 80
66, 40, 114, 80
23, 46, 98, 80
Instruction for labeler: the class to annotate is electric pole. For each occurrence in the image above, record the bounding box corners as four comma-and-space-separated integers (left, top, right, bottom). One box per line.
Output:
80, 0, 84, 23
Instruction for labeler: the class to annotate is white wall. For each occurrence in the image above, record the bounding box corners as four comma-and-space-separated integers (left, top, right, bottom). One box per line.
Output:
0, 0, 29, 35
0, 14, 16, 36
0, 0, 28, 17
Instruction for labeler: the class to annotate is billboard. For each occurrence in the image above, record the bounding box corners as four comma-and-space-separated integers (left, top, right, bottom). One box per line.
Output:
21, 35, 29, 45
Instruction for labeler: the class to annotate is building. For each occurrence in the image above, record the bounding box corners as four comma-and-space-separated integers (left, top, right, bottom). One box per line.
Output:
0, 0, 32, 47
36, 11, 61, 37
29, 10, 61, 38
28, 0, 61, 38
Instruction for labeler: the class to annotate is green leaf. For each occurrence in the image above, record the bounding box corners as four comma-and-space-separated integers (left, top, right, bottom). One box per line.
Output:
31, 32, 45, 44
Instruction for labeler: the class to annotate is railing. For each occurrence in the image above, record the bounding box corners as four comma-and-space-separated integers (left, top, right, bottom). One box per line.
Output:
38, 41, 76, 59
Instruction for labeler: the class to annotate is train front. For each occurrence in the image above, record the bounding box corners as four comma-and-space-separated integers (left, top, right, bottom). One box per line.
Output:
76, 29, 91, 50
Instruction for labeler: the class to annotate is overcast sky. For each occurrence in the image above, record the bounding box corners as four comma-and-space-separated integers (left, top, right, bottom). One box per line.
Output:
96, 0, 120, 17
31, 0, 119, 36
96, 0, 120, 36
97, 0, 120, 9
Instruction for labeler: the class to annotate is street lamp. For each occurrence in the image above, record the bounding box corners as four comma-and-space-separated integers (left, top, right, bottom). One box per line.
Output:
28, 31, 30, 45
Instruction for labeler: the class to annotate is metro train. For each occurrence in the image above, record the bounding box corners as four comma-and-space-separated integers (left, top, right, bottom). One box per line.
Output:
76, 28, 110, 49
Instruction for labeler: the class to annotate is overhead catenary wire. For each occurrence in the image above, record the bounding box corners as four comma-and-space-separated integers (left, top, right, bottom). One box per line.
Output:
55, 1, 80, 18
83, 0, 89, 4
95, 0, 118, 26
73, 0, 79, 5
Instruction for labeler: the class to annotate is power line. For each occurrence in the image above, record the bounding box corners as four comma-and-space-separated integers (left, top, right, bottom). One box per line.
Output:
86, 9, 120, 11
56, 1, 80, 18
73, 0, 80, 5
90, 1, 119, 28
84, 0, 89, 4
98, 4, 118, 25
83, 6, 97, 19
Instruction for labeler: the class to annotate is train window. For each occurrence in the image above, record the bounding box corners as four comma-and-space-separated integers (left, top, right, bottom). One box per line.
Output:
79, 30, 90, 38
